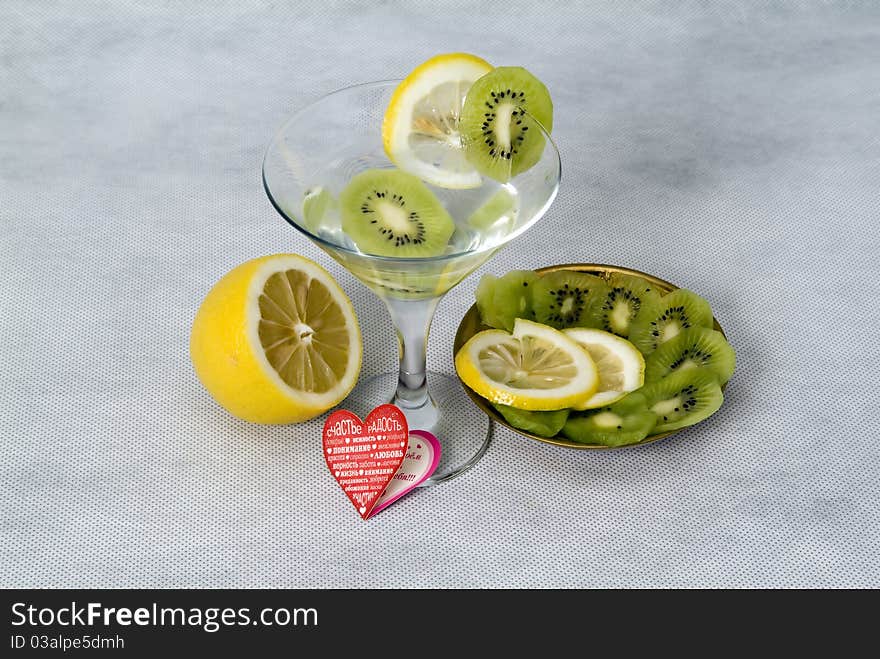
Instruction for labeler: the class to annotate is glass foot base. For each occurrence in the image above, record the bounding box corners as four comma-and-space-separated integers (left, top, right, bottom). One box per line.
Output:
341, 371, 492, 485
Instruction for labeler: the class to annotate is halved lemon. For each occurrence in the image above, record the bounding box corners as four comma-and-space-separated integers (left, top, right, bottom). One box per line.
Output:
383, 53, 493, 189
563, 328, 645, 410
190, 254, 362, 423
455, 318, 599, 411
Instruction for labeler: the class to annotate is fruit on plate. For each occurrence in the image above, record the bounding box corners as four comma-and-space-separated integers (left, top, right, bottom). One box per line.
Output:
493, 404, 569, 438
460, 66, 553, 182
644, 326, 736, 384
455, 318, 599, 410
563, 328, 645, 410
464, 266, 735, 445
588, 273, 661, 338
629, 288, 714, 355
531, 270, 609, 329
475, 274, 503, 328
382, 52, 493, 189
639, 369, 724, 433
561, 392, 657, 447
475, 269, 537, 332
339, 169, 455, 258
190, 254, 362, 423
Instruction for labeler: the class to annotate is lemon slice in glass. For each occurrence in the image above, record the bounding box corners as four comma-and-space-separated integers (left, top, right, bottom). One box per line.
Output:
382, 52, 493, 189
455, 319, 599, 411
563, 328, 645, 410
190, 254, 362, 423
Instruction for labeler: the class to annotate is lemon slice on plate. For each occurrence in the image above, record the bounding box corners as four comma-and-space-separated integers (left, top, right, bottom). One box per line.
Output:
190, 254, 362, 423
455, 318, 599, 411
383, 52, 493, 189
563, 328, 645, 410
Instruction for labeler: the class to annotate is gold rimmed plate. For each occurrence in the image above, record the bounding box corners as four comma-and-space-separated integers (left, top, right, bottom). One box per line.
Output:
453, 263, 729, 450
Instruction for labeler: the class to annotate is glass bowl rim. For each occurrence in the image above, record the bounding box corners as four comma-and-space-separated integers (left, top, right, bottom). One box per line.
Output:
261, 79, 562, 264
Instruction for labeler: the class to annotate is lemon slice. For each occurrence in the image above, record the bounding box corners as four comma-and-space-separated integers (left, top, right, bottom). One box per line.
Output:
563, 328, 645, 410
190, 254, 362, 423
383, 53, 493, 189
455, 318, 599, 411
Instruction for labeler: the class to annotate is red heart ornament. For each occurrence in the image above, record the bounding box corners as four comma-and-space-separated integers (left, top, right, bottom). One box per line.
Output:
322, 404, 408, 520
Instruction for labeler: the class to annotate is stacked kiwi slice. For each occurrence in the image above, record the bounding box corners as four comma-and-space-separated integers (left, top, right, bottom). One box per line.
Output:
459, 66, 553, 183
471, 268, 735, 447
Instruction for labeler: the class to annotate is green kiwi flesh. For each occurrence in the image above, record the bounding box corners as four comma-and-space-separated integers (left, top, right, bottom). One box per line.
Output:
532, 271, 609, 329
488, 270, 538, 331
301, 186, 335, 232
467, 189, 518, 231
629, 288, 714, 355
645, 326, 736, 384
460, 66, 553, 183
475, 274, 503, 328
589, 273, 661, 338
639, 369, 723, 433
494, 404, 569, 438
340, 169, 454, 257
561, 392, 657, 446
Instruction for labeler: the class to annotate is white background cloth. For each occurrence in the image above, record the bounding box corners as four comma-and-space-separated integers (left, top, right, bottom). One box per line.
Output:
1, 2, 878, 588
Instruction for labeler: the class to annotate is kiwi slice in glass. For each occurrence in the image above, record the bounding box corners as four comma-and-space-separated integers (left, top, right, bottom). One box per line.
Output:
645, 326, 736, 384
339, 169, 454, 257
640, 369, 724, 433
460, 66, 553, 182
588, 273, 661, 338
301, 186, 335, 233
629, 288, 714, 355
467, 189, 518, 231
561, 392, 657, 447
493, 403, 569, 438
532, 271, 609, 329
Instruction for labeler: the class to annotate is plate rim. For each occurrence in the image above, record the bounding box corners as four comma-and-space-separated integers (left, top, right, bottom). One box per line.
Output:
452, 263, 728, 450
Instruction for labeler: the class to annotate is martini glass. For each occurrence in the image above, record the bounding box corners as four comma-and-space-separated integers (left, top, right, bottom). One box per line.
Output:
263, 81, 560, 484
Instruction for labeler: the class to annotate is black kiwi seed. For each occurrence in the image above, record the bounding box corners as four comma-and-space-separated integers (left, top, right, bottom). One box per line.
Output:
533, 272, 608, 329
360, 188, 427, 247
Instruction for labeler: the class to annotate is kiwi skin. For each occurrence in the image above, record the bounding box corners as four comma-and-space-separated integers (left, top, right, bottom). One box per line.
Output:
531, 271, 609, 329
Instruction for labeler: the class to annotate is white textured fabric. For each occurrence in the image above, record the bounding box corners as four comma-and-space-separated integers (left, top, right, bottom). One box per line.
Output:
1, 2, 878, 588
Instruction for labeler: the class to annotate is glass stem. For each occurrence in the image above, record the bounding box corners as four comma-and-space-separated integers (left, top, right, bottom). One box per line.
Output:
384, 296, 441, 420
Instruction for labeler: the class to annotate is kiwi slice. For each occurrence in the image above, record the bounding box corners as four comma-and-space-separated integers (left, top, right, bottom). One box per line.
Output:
339, 169, 454, 257
645, 327, 736, 384
589, 273, 661, 338
487, 270, 538, 331
475, 274, 504, 328
301, 186, 335, 233
460, 66, 553, 182
561, 393, 657, 447
532, 271, 609, 329
640, 369, 723, 433
629, 288, 714, 355
467, 189, 518, 231
493, 403, 569, 438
